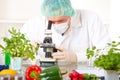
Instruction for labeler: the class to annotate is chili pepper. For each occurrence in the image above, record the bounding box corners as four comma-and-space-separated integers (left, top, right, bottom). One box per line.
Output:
83, 73, 89, 80
69, 71, 98, 80
25, 65, 42, 80
89, 74, 98, 80
39, 66, 63, 80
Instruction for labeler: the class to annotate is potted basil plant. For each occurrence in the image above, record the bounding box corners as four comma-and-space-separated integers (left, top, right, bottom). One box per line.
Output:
0, 28, 39, 72
86, 40, 120, 80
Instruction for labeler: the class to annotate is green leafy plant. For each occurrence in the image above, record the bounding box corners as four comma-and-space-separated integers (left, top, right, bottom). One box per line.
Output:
0, 28, 39, 60
86, 40, 120, 72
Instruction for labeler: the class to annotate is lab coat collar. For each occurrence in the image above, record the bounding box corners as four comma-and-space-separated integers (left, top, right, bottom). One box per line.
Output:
71, 10, 82, 28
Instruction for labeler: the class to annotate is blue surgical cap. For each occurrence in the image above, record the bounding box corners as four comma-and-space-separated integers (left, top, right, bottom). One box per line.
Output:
41, 0, 75, 17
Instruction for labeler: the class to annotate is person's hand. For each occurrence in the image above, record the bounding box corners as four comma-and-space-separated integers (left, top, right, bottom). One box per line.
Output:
52, 46, 77, 63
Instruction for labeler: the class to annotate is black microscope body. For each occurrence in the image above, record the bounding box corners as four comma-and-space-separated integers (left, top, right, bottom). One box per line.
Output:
39, 21, 57, 67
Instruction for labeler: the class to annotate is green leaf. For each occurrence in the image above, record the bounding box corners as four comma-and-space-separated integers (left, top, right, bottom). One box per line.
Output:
0, 44, 5, 49
86, 47, 95, 59
0, 27, 38, 60
92, 46, 96, 50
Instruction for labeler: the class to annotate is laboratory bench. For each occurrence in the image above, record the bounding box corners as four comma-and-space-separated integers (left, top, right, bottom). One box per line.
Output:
0, 62, 120, 80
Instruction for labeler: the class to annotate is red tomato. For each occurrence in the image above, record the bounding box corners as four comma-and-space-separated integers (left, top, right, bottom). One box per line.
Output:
69, 70, 84, 80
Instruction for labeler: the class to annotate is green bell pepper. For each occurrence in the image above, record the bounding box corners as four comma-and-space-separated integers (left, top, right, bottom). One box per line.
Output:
39, 66, 63, 80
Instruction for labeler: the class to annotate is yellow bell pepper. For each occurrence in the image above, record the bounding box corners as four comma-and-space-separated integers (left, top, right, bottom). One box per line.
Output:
0, 69, 18, 77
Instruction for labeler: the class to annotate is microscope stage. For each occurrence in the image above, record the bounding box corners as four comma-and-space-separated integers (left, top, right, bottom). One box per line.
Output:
39, 58, 57, 67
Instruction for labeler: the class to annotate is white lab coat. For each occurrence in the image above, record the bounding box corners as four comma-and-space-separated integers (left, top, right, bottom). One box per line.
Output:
21, 10, 110, 62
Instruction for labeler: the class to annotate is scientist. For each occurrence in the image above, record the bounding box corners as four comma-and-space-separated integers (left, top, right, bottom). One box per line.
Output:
21, 0, 110, 63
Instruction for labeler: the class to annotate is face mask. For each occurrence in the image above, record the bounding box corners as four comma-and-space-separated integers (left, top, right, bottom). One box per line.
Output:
53, 22, 68, 35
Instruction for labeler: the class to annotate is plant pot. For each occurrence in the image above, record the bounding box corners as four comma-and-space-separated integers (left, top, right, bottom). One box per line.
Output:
11, 57, 22, 72
104, 70, 119, 80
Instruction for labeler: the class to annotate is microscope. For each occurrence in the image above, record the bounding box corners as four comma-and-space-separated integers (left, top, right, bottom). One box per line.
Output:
39, 21, 57, 67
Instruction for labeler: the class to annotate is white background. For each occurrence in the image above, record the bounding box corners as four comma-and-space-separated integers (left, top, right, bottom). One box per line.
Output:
0, 0, 120, 41
110, 0, 120, 40
0, 0, 109, 24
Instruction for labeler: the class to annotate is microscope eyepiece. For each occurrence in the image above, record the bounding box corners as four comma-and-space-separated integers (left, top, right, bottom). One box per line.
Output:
47, 21, 52, 30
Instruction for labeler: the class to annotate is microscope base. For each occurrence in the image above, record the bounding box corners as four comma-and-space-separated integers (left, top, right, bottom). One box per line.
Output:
39, 58, 57, 68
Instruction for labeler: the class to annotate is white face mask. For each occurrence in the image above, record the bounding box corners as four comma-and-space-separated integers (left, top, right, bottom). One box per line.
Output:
53, 22, 68, 35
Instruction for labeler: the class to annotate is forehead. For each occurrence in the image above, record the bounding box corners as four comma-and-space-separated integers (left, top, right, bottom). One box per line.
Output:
47, 16, 70, 22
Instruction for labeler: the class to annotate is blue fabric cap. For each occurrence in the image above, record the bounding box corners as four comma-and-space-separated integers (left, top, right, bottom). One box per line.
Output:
41, 0, 75, 17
